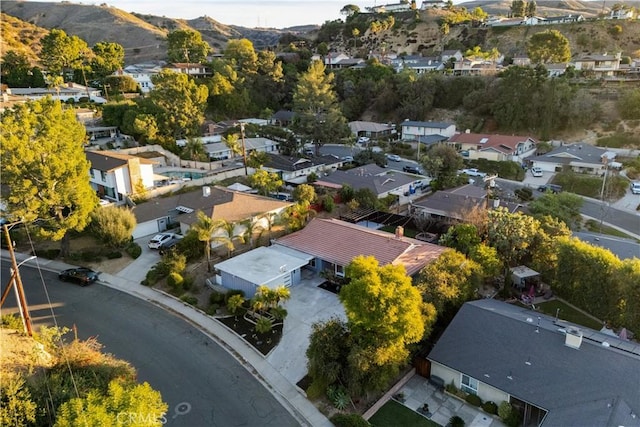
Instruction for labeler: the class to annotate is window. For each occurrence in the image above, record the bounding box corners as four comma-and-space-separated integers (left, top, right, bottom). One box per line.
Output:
461, 374, 478, 395
100, 171, 107, 181
309, 258, 316, 268
335, 264, 345, 277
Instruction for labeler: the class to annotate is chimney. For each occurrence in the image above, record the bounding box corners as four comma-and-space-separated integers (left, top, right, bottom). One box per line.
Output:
565, 327, 583, 349
202, 186, 211, 197
395, 226, 404, 239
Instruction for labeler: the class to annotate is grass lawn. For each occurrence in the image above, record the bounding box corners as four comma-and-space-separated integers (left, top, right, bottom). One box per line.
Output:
536, 300, 603, 330
369, 400, 439, 427
584, 219, 640, 240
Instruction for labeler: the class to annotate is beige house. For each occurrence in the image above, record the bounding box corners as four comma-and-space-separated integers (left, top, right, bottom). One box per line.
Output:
448, 133, 537, 163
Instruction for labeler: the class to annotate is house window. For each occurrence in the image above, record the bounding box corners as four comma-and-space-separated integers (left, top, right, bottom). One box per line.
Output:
461, 374, 478, 395
309, 258, 316, 268
335, 264, 345, 277
100, 171, 107, 181
89, 169, 94, 178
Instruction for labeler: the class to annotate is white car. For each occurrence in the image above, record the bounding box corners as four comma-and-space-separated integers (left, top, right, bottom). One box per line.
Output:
387, 154, 402, 162
461, 168, 487, 178
531, 167, 543, 177
631, 181, 640, 195
148, 233, 180, 249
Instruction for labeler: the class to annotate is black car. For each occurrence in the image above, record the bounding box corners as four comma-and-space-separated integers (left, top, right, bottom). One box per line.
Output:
58, 268, 100, 286
403, 165, 422, 174
537, 184, 562, 194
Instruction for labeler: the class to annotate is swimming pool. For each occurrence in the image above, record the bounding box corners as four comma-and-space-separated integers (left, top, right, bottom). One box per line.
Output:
162, 170, 206, 180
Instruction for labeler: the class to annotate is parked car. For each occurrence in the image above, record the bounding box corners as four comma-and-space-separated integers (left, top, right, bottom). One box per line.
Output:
631, 181, 640, 195
387, 154, 402, 162
357, 136, 370, 144
403, 165, 422, 174
461, 168, 487, 178
537, 184, 562, 194
58, 268, 100, 286
148, 233, 181, 249
530, 167, 543, 177
341, 156, 354, 163
269, 192, 293, 202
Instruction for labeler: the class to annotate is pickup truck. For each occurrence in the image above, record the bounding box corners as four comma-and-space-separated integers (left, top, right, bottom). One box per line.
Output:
461, 168, 487, 178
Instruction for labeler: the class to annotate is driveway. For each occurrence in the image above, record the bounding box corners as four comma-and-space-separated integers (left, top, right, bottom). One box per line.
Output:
116, 233, 162, 284
267, 273, 347, 385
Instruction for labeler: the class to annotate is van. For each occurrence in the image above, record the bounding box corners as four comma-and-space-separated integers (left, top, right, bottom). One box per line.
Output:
631, 181, 640, 195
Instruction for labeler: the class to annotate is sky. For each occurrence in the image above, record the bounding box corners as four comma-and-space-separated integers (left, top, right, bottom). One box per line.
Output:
29, 0, 472, 29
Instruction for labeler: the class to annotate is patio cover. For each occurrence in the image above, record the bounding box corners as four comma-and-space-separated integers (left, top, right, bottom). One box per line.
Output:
226, 182, 253, 192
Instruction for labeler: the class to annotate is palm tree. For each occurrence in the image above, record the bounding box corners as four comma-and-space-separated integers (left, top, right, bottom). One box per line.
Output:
213, 219, 245, 258
260, 211, 281, 244
183, 137, 208, 162
191, 210, 221, 271
223, 133, 242, 159
242, 217, 264, 249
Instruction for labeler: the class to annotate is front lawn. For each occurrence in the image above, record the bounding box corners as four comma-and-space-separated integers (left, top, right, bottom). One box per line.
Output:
369, 400, 439, 427
536, 300, 603, 330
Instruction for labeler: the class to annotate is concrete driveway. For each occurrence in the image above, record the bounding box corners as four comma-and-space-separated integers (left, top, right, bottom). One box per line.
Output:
267, 273, 347, 386
115, 233, 162, 284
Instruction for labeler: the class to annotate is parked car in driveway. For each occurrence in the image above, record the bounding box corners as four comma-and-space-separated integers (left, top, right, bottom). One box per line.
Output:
530, 167, 543, 177
148, 233, 181, 249
387, 154, 402, 162
631, 181, 640, 195
58, 268, 100, 286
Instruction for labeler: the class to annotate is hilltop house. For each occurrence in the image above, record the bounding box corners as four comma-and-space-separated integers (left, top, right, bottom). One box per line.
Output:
572, 53, 622, 79
448, 132, 537, 163
428, 299, 640, 427
86, 150, 158, 204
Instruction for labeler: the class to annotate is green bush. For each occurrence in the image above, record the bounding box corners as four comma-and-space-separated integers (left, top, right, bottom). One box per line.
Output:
305, 380, 326, 400
125, 242, 142, 259
449, 415, 465, 427
330, 413, 371, 427
322, 194, 335, 213
514, 187, 533, 201
206, 304, 219, 315
498, 401, 512, 420
37, 248, 60, 259
106, 251, 122, 259
224, 289, 245, 304
167, 272, 184, 290
1, 314, 24, 330
327, 385, 350, 410
482, 401, 498, 415
209, 290, 226, 305
180, 295, 198, 306
181, 274, 194, 291
175, 229, 204, 262
80, 250, 101, 262
227, 294, 245, 314
465, 393, 482, 407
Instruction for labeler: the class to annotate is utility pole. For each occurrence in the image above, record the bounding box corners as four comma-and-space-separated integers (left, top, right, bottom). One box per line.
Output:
599, 157, 609, 230
240, 122, 248, 176
1, 223, 34, 336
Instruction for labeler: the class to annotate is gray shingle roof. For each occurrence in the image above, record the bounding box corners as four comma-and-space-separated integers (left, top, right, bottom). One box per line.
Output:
428, 299, 640, 426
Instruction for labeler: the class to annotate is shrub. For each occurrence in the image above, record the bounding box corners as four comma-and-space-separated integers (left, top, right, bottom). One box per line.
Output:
37, 248, 60, 259
327, 385, 350, 410
174, 229, 203, 262
1, 314, 24, 330
515, 187, 533, 201
498, 401, 512, 420
482, 401, 498, 414
224, 289, 245, 304
330, 413, 371, 427
125, 242, 142, 259
90, 205, 136, 248
322, 194, 335, 213
106, 251, 122, 259
465, 394, 482, 407
167, 272, 184, 290
181, 275, 194, 291
307, 172, 318, 183
209, 291, 226, 305
180, 295, 198, 306
255, 317, 273, 334
305, 380, 326, 400
80, 250, 101, 262
227, 294, 245, 314
206, 304, 219, 315
449, 415, 465, 427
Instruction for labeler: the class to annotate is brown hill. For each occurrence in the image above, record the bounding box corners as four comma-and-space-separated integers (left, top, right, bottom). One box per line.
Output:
0, 12, 48, 64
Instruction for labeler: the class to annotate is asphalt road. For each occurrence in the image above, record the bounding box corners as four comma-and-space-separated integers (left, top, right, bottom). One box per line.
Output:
319, 144, 422, 173
1, 263, 298, 427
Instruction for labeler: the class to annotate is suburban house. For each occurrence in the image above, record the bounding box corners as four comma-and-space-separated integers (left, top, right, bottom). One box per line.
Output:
201, 137, 279, 161
428, 299, 640, 427
401, 121, 456, 142
410, 184, 526, 221
440, 50, 463, 63
367, 2, 412, 13
314, 164, 426, 200
545, 63, 569, 78
572, 53, 622, 79
391, 56, 445, 74
261, 152, 343, 186
526, 143, 619, 175
163, 63, 213, 78
453, 59, 501, 76
270, 110, 295, 127
86, 150, 157, 204
448, 132, 537, 163
131, 185, 292, 239
6, 83, 107, 104
608, 8, 634, 19
349, 121, 397, 141
114, 62, 165, 93
421, 0, 447, 9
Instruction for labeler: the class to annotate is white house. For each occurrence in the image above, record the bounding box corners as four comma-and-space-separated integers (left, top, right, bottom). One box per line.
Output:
7, 83, 107, 104
114, 62, 165, 93
400, 120, 456, 141
203, 137, 279, 161
86, 150, 157, 203
525, 143, 618, 175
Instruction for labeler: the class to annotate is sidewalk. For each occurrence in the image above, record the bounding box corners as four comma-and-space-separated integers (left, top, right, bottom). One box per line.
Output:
5, 251, 332, 427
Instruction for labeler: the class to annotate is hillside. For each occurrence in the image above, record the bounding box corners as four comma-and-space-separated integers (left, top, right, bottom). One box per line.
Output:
0, 12, 48, 64
461, 0, 611, 18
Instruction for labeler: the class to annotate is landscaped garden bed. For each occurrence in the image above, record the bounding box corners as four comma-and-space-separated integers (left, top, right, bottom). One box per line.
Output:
217, 314, 283, 356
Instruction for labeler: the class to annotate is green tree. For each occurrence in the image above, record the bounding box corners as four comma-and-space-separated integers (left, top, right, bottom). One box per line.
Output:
617, 88, 640, 120
223, 133, 242, 159
291, 60, 350, 155
341, 256, 429, 371
416, 249, 481, 313
91, 41, 125, 81
249, 169, 283, 196
103, 74, 140, 95
529, 192, 583, 228
242, 217, 264, 249
527, 30, 571, 64
213, 219, 245, 258
191, 210, 219, 271
0, 375, 36, 426
147, 70, 208, 140
1, 51, 33, 87
182, 137, 208, 162
486, 207, 540, 282
247, 150, 269, 169
54, 379, 167, 427
40, 29, 88, 78
615, 258, 640, 336
306, 318, 350, 390
224, 39, 258, 74
525, 0, 537, 17
510, 0, 525, 17
439, 223, 481, 255
0, 98, 98, 256
282, 202, 315, 231
420, 144, 464, 189
90, 206, 137, 248
167, 29, 210, 64
292, 184, 316, 205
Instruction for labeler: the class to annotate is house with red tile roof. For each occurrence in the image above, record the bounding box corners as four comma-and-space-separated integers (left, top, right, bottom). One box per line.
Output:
448, 132, 537, 163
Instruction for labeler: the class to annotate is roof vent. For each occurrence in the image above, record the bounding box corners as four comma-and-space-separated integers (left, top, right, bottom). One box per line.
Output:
565, 326, 583, 349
